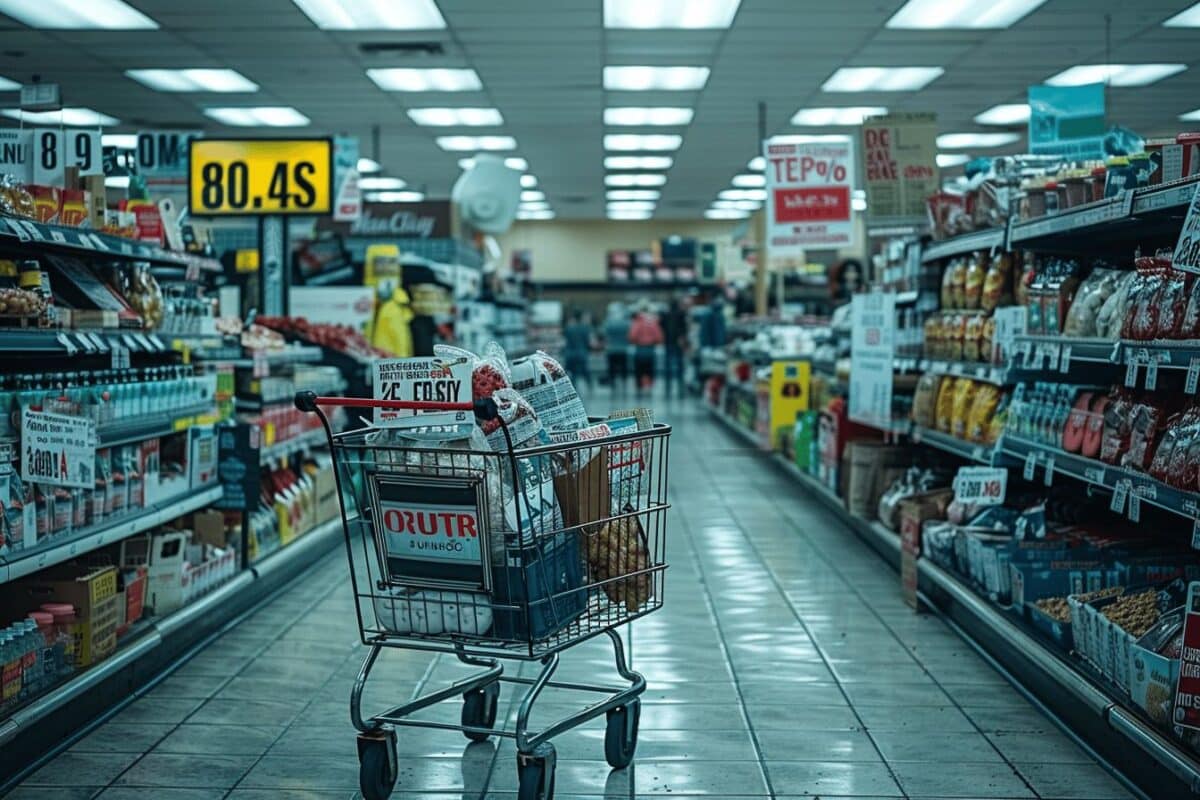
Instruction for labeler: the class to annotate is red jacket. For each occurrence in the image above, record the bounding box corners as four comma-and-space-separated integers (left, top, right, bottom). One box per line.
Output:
629, 313, 664, 347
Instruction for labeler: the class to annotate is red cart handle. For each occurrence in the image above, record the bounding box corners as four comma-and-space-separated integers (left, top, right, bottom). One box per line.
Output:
294, 390, 498, 421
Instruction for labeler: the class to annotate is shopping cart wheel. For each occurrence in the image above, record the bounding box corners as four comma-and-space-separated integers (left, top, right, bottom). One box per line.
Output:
604, 699, 640, 769
517, 742, 556, 800
357, 729, 397, 800
461, 682, 499, 741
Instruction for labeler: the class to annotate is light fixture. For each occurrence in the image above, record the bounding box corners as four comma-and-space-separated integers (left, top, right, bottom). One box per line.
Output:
204, 106, 310, 127
603, 66, 710, 91
1165, 2, 1200, 26
937, 153, 971, 167
973, 103, 1030, 125
705, 209, 749, 219
608, 202, 657, 213
436, 136, 517, 151
367, 68, 482, 92
458, 156, 528, 171
748, 156, 765, 171
886, 0, 1048, 29
407, 107, 503, 126
607, 189, 660, 200
364, 190, 425, 202
359, 177, 407, 190
936, 132, 1020, 148
608, 210, 653, 220
0, 107, 119, 126
851, 190, 867, 211
104, 175, 131, 188
790, 106, 887, 126
731, 173, 765, 187
357, 157, 381, 173
604, 134, 682, 151
606, 174, 667, 187
719, 188, 767, 201
125, 69, 258, 93
521, 190, 545, 202
604, 107, 694, 126
291, 0, 446, 29
520, 201, 551, 212
604, 0, 740, 28
1046, 64, 1186, 87
102, 134, 138, 149
0, 0, 158, 28
822, 67, 944, 92
520, 175, 538, 188
605, 155, 673, 170
517, 209, 555, 220
1180, 109, 1200, 121
712, 199, 761, 211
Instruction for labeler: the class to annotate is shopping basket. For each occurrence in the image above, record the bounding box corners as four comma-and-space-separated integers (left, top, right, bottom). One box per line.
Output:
295, 391, 671, 800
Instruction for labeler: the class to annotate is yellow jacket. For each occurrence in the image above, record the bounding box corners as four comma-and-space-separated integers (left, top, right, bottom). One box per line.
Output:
370, 287, 414, 357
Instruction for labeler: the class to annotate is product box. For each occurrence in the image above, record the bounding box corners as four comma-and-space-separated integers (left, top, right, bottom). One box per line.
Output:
844, 442, 908, 519
314, 462, 338, 523
116, 565, 148, 635
0, 461, 36, 554
2, 564, 119, 667
139, 438, 163, 505
189, 425, 218, 490
142, 530, 190, 615
491, 531, 585, 641
1010, 560, 1109, 608
1026, 601, 1074, 650
898, 489, 953, 608
190, 509, 229, 550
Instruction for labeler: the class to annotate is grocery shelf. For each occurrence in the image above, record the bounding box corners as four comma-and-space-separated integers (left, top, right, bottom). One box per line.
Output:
0, 485, 223, 585
921, 228, 1006, 263
98, 400, 217, 448
911, 426, 1001, 465
707, 402, 764, 450
0, 215, 221, 273
0, 330, 168, 358
900, 357, 1011, 386
259, 427, 328, 465
192, 345, 323, 367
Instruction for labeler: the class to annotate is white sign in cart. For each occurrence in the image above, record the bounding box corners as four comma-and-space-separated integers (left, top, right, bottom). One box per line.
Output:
849, 292, 896, 429
373, 356, 472, 429
21, 409, 96, 489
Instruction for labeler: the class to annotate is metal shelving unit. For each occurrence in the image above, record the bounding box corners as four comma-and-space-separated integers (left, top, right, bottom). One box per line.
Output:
97, 400, 216, 448
921, 227, 1006, 263
0, 215, 221, 273
258, 427, 327, 466
911, 426, 1002, 465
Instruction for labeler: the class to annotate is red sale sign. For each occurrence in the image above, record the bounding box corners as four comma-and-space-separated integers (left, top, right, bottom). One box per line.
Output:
764, 136, 856, 255
1175, 582, 1200, 730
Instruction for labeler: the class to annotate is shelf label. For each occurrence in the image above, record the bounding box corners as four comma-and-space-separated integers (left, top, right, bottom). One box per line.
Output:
953, 466, 1008, 506
76, 231, 94, 249
1192, 519, 1200, 550
1128, 491, 1142, 522
1110, 480, 1129, 514
1059, 344, 1072, 373
1172, 183, 1200, 275
21, 220, 43, 241
1146, 359, 1160, 391
48, 229, 66, 244
20, 408, 96, 489
1121, 187, 1137, 216
1084, 466, 1104, 485
1023, 450, 1038, 481
1172, 582, 1200, 730
1124, 356, 1139, 388
1043, 456, 1055, 486
4, 217, 28, 241
1187, 358, 1200, 394
89, 234, 109, 251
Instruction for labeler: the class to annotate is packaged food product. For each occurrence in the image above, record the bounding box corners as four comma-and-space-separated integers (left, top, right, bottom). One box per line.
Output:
950, 378, 980, 439
1041, 258, 1081, 337
967, 384, 1001, 442
1100, 390, 1135, 464
1027, 261, 1046, 335
1061, 391, 1095, 453
948, 258, 967, 308
0, 176, 34, 219
945, 313, 967, 361
911, 373, 942, 428
1181, 270, 1200, 338
434, 343, 512, 435
1063, 267, 1122, 337
1014, 252, 1035, 311
935, 377, 957, 433
962, 313, 984, 362
1170, 413, 1200, 490
1122, 257, 1169, 341
1096, 271, 1136, 340
981, 317, 996, 364
1081, 395, 1108, 459
980, 252, 1013, 313
1123, 400, 1168, 471
1156, 265, 1190, 339
986, 393, 1009, 444
941, 261, 958, 308
923, 316, 942, 360
508, 351, 589, 433
587, 514, 651, 611
963, 253, 986, 310
1149, 409, 1192, 483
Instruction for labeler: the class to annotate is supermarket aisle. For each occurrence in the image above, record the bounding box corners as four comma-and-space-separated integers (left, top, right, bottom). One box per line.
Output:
9, 391, 1137, 799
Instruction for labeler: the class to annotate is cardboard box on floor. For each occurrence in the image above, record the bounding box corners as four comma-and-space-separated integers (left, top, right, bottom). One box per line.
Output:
899, 489, 954, 609
1, 564, 119, 667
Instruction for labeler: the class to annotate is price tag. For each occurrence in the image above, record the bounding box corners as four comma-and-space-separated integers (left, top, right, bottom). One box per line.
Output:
953, 466, 1008, 506
49, 229, 66, 244
1146, 359, 1159, 391
1121, 187, 1137, 216
252, 352, 270, 378
1043, 456, 1055, 486
4, 218, 28, 241
1023, 450, 1038, 481
21, 220, 43, 241
1110, 480, 1129, 514
76, 231, 94, 249
1128, 491, 1142, 523
110, 345, 130, 369
1059, 344, 1072, 373
89, 234, 109, 251
1187, 358, 1200, 394
1124, 356, 1139, 388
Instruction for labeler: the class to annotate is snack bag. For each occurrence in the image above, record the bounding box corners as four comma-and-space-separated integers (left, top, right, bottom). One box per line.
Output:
967, 385, 1001, 442
1156, 265, 1191, 339
1064, 268, 1121, 337
434, 342, 512, 434
508, 350, 589, 433
935, 377, 956, 433
950, 378, 979, 439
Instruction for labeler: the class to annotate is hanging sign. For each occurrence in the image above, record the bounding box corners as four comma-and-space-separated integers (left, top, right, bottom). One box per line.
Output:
1028, 83, 1106, 160
188, 138, 333, 216
21, 409, 96, 489
1173, 184, 1200, 275
849, 292, 896, 428
862, 113, 937, 220
0, 130, 33, 183
763, 135, 855, 255
1174, 582, 1200, 731
137, 130, 200, 182
373, 356, 473, 429
332, 135, 361, 223
32, 129, 102, 185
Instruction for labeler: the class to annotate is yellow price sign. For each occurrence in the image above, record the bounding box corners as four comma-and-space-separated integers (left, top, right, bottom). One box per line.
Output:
188, 138, 333, 216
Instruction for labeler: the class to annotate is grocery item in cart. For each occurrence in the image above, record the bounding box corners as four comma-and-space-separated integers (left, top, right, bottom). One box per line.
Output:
508, 351, 589, 433
587, 511, 651, 612
435, 343, 512, 435
373, 587, 493, 636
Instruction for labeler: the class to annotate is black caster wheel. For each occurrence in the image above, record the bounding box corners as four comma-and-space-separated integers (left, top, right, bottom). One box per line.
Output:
517, 742, 556, 800
461, 681, 499, 742
604, 699, 640, 769
357, 729, 397, 800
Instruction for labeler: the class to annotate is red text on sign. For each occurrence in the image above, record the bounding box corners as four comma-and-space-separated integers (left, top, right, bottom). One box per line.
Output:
383, 508, 479, 538
774, 187, 850, 223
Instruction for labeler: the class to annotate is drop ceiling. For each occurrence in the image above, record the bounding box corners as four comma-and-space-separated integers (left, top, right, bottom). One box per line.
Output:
0, 0, 1196, 219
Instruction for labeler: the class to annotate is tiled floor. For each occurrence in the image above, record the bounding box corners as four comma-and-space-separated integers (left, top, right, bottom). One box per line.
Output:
8, 391, 1140, 799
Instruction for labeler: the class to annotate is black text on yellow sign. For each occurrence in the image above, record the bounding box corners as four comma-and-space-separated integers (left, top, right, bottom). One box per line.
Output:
188, 138, 333, 216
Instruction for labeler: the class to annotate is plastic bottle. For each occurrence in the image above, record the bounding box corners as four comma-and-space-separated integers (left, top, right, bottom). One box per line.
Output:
0, 629, 20, 708
41, 603, 75, 675
28, 611, 54, 688
18, 620, 37, 698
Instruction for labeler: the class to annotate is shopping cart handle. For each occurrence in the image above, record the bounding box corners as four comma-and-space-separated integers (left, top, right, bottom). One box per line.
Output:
294, 391, 498, 421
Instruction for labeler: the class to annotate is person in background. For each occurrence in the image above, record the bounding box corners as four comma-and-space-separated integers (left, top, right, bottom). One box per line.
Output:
699, 294, 727, 350
629, 300, 664, 394
603, 302, 631, 390
661, 297, 690, 396
562, 307, 593, 390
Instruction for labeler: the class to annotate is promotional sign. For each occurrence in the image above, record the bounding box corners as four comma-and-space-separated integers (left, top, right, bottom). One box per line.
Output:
1174, 582, 1200, 731
764, 136, 856, 254
289, 286, 374, 333
369, 474, 491, 591
32, 129, 102, 185
953, 466, 1008, 506
317, 200, 452, 239
1173, 184, 1200, 275
21, 409, 96, 489
188, 138, 333, 216
849, 292, 896, 428
992, 305, 1029, 363
372, 356, 472, 429
332, 135, 361, 223
0, 130, 33, 183
862, 113, 937, 220
1029, 83, 1106, 160
769, 360, 811, 449
136, 130, 199, 182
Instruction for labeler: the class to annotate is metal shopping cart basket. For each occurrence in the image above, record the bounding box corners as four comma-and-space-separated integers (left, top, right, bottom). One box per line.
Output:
295, 391, 671, 800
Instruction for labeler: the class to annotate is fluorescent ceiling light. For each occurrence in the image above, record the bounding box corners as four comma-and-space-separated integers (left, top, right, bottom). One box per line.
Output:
407, 107, 503, 126
520, 175, 537, 188
292, 0, 446, 29
367, 68, 481, 92
204, 106, 309, 127
604, 107, 694, 126
606, 173, 667, 187
1046, 64, 1186, 87
0, 76, 20, 91
458, 156, 527, 170
748, 156, 765, 171
608, 201, 656, 212
607, 189, 660, 200
608, 210, 653, 220
937, 153, 971, 167
731, 173, 765, 187
603, 66, 710, 91
520, 201, 551, 211
359, 176, 407, 190
1165, 3, 1200, 26
436, 135, 516, 151
719, 188, 766, 201
0, 107, 118, 126
887, 0, 1048, 29
706, 209, 749, 219
937, 132, 1020, 148
604, 0, 740, 28
973, 103, 1030, 125
521, 190, 545, 202
126, 69, 258, 93
104, 175, 130, 188
822, 67, 944, 92
0, 0, 158, 28
604, 134, 682, 151
102, 134, 138, 149
852, 196, 867, 211
1180, 109, 1200, 121
712, 199, 761, 211
365, 190, 425, 202
357, 157, 381, 173
605, 155, 673, 170
518, 209, 555, 220
790, 106, 887, 126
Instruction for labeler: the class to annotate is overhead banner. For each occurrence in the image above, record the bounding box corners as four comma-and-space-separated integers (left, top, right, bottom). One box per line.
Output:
862, 113, 937, 220
849, 292, 896, 429
136, 130, 200, 185
763, 136, 855, 256
188, 138, 333, 216
1029, 83, 1106, 160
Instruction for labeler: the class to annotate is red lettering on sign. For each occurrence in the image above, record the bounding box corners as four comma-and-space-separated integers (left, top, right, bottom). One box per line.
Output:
382, 506, 479, 538
774, 187, 850, 223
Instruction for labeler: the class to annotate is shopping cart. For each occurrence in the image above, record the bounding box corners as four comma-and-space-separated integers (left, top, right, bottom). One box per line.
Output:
295, 392, 671, 800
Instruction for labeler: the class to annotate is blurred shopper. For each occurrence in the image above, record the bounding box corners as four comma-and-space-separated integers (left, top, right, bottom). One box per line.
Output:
562, 307, 593, 390
603, 302, 631, 390
699, 295, 728, 350
661, 297, 690, 396
629, 300, 664, 394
